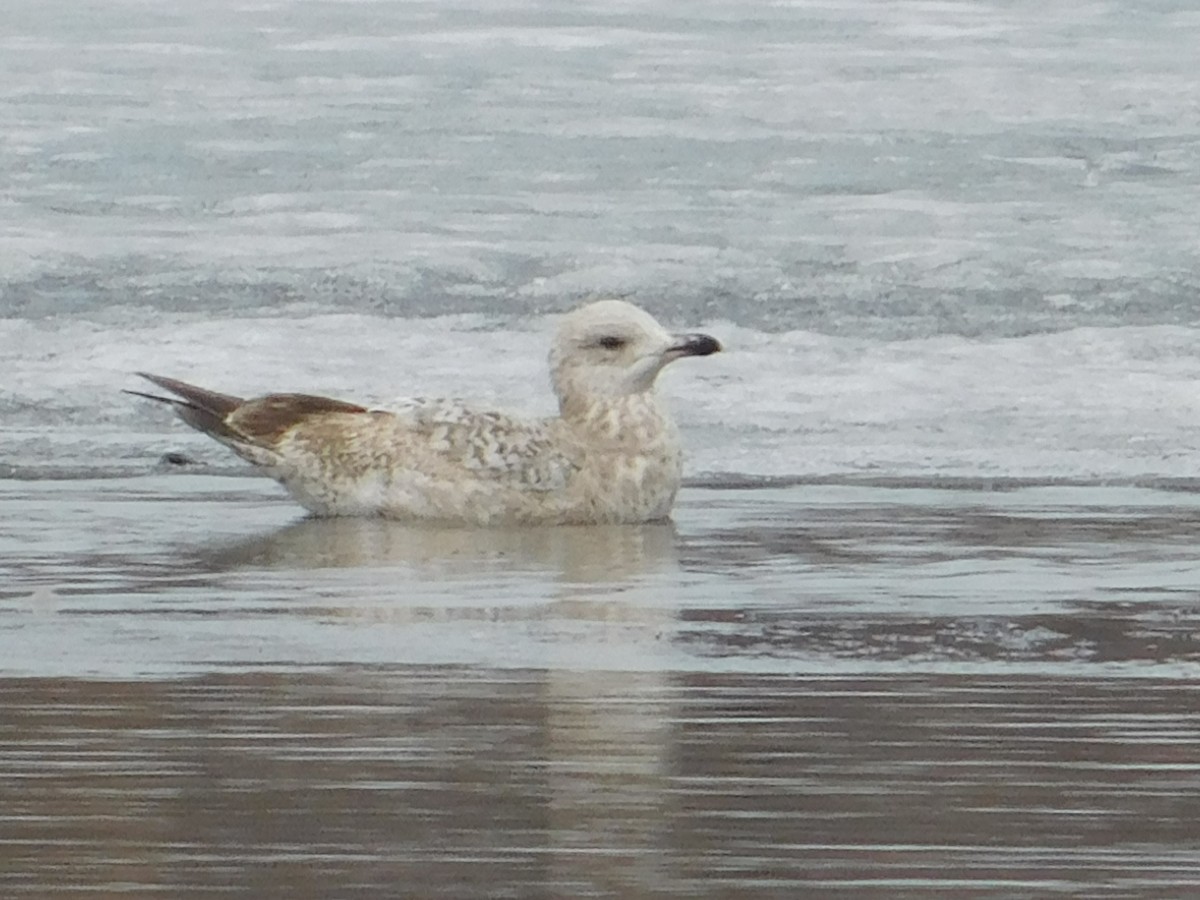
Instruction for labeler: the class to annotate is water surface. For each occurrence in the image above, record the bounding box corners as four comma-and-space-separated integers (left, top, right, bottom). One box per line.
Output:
3, 478, 1200, 896
6, 0, 1200, 894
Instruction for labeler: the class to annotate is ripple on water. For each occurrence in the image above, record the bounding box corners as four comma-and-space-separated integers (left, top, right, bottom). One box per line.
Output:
3, 478, 1200, 895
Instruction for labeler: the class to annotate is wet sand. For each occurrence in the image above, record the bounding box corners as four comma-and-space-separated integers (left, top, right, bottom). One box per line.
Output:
3, 476, 1200, 896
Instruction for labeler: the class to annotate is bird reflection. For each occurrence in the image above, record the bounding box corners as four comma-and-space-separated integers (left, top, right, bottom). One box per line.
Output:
172, 518, 686, 894
192, 516, 679, 585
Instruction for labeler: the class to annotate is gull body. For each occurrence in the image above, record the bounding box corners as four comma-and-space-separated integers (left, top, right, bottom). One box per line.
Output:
130, 300, 720, 525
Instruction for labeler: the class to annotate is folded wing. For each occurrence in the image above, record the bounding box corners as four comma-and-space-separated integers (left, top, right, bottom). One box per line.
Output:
132, 374, 577, 493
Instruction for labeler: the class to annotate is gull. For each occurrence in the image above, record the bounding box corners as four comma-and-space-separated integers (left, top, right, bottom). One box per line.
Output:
129, 300, 721, 525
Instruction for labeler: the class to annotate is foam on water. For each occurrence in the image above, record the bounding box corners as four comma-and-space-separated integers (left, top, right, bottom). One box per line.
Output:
4, 0, 1200, 482
4, 0, 1200, 333
5, 311, 1200, 483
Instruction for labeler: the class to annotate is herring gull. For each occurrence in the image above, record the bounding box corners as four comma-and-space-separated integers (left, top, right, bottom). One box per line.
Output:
129, 300, 721, 525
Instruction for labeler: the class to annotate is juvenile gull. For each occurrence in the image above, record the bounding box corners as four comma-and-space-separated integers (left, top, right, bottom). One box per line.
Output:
129, 300, 721, 525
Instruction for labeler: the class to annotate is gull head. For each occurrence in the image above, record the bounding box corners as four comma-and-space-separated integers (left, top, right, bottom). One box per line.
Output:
549, 299, 721, 416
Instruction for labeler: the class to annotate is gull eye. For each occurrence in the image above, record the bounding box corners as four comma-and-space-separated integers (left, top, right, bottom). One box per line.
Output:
596, 335, 626, 350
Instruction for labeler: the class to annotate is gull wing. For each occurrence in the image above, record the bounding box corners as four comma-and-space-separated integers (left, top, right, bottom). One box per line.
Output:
132, 373, 369, 461
132, 376, 578, 493
371, 397, 580, 492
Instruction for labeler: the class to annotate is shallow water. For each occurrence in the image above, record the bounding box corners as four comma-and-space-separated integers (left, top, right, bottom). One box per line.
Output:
6, 0, 1200, 894
4, 477, 1200, 896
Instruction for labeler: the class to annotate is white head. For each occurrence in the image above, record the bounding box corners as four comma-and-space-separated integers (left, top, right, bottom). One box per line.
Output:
549, 299, 721, 417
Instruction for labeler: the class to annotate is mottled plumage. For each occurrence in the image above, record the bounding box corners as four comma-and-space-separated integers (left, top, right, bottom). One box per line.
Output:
130, 300, 720, 525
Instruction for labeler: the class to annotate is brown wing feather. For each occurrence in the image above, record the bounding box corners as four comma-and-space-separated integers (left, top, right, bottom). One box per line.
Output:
227, 394, 369, 445
132, 372, 248, 444
135, 372, 244, 415
134, 373, 368, 450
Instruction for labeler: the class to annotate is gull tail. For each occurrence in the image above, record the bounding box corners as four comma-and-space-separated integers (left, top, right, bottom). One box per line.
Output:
125, 372, 246, 445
